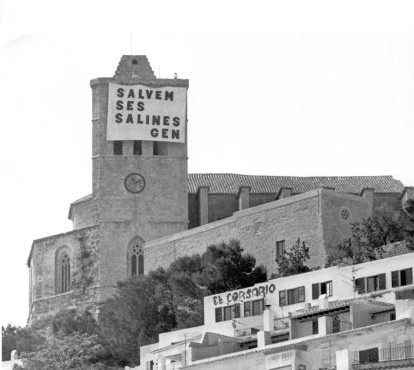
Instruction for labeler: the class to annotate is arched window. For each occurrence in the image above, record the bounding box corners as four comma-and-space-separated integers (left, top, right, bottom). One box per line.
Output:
56, 248, 71, 294
127, 237, 145, 277
130, 244, 144, 276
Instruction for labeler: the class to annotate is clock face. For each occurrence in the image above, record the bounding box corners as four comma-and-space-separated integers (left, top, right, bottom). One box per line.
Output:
124, 173, 145, 194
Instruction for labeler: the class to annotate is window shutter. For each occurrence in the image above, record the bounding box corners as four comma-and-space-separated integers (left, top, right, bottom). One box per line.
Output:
224, 306, 232, 320
244, 301, 251, 317
298, 286, 305, 302
406, 268, 413, 285
359, 349, 369, 364
368, 348, 379, 362
234, 303, 241, 318
312, 283, 319, 300
287, 289, 295, 305
391, 271, 399, 287
279, 290, 286, 306
215, 307, 223, 322
355, 278, 365, 294
328, 281, 333, 296
312, 320, 319, 335
378, 273, 386, 290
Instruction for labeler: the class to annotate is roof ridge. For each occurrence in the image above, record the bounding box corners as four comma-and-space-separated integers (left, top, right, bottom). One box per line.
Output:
188, 173, 396, 179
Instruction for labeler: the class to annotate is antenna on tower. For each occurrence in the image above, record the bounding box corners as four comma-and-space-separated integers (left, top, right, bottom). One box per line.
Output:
130, 32, 133, 55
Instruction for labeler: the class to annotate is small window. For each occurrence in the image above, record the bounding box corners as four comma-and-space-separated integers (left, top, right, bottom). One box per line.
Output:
332, 315, 340, 333
287, 286, 305, 305
367, 274, 386, 292
153, 141, 159, 156
133, 140, 142, 155
355, 274, 386, 294
252, 299, 264, 316
392, 268, 413, 287
313, 281, 333, 299
390, 312, 396, 321
312, 320, 319, 335
244, 301, 251, 317
276, 240, 285, 259
320, 281, 332, 296
114, 141, 123, 155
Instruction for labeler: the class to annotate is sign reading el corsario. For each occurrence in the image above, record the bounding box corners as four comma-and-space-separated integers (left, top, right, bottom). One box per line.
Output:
107, 83, 187, 143
213, 283, 276, 306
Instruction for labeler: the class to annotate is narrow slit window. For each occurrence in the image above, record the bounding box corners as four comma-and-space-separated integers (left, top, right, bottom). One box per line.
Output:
133, 140, 142, 155
114, 141, 123, 155
153, 141, 159, 156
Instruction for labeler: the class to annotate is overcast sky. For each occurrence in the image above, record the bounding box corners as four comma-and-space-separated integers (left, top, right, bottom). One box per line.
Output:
1, 0, 414, 327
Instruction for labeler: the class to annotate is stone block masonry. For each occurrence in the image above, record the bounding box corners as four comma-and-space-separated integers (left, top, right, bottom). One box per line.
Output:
28, 226, 100, 323
144, 188, 372, 276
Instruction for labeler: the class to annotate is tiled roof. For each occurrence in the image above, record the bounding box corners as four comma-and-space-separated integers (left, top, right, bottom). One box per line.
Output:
182, 319, 409, 368
187, 174, 404, 195
292, 298, 394, 318
381, 241, 412, 258
69, 175, 404, 206
292, 298, 355, 318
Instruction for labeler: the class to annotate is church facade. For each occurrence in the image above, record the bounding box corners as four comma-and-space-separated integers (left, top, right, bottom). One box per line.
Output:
27, 56, 412, 322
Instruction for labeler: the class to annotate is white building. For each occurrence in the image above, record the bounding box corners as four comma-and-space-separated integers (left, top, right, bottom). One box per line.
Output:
138, 247, 414, 369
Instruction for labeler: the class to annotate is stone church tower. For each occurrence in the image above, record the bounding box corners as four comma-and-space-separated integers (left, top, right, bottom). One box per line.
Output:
28, 56, 189, 322
27, 55, 409, 323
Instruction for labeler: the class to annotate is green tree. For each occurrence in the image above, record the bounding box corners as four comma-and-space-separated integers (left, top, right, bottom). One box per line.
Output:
14, 332, 118, 370
2, 324, 44, 361
97, 239, 267, 367
401, 199, 414, 247
337, 204, 408, 264
273, 238, 310, 278
198, 239, 267, 294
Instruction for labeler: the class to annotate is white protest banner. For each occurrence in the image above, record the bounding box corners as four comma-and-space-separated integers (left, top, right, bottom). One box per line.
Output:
107, 83, 186, 142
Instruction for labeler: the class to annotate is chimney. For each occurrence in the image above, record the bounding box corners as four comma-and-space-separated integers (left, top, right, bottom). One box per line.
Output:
263, 304, 274, 331
276, 187, 292, 200
197, 186, 209, 226
258, 304, 273, 348
318, 294, 329, 309
237, 186, 251, 211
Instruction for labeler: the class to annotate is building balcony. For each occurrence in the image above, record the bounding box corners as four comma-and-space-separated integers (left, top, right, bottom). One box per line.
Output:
352, 345, 414, 369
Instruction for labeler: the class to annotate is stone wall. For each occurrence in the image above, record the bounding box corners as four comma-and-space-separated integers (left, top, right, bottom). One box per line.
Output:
28, 226, 99, 322
71, 199, 95, 230
187, 190, 401, 229
321, 191, 371, 256
144, 189, 371, 276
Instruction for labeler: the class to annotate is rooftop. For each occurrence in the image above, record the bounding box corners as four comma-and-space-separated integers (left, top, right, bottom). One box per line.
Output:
187, 174, 404, 194
69, 175, 405, 210
292, 298, 395, 319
